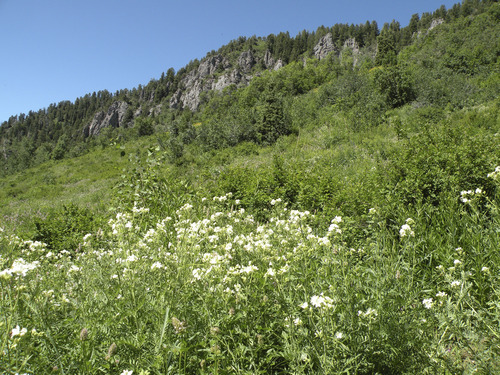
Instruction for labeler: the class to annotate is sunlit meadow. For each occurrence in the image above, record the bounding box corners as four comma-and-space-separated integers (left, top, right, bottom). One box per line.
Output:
1, 164, 499, 374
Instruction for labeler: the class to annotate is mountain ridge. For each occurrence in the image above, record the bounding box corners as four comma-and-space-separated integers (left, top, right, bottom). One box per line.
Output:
0, 0, 497, 176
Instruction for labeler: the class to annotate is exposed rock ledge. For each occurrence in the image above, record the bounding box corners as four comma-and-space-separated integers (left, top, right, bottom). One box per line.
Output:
170, 50, 278, 111
83, 101, 129, 137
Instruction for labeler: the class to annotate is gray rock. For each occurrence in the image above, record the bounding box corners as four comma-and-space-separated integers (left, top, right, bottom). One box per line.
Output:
198, 55, 230, 77
263, 50, 275, 68
314, 33, 338, 60
238, 50, 255, 72
274, 59, 284, 70
84, 101, 129, 137
343, 37, 360, 54
149, 105, 162, 116
170, 54, 232, 110
429, 18, 445, 30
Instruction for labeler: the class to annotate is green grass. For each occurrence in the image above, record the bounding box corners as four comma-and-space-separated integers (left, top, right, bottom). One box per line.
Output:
1, 171, 499, 373
0, 139, 152, 234
0, 83, 499, 375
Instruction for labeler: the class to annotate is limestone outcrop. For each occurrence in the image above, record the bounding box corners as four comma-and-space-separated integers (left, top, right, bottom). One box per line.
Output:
83, 101, 129, 137
313, 33, 338, 60
170, 50, 273, 111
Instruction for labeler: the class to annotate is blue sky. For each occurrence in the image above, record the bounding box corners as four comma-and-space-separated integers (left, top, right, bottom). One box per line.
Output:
0, 0, 460, 123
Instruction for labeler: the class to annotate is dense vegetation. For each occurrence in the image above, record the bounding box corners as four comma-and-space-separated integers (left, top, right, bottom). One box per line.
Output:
1, 0, 499, 373
1, 0, 497, 176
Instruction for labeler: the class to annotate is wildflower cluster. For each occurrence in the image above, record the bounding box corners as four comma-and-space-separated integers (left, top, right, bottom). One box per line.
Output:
460, 188, 483, 203
487, 166, 500, 181
0, 258, 39, 279
1, 183, 498, 374
399, 218, 415, 238
301, 293, 335, 310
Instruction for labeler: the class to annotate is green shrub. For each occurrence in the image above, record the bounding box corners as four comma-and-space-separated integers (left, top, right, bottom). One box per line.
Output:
32, 204, 100, 252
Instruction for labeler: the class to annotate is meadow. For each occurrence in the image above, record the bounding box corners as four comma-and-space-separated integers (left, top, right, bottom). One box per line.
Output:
1, 3, 500, 372
1, 102, 499, 373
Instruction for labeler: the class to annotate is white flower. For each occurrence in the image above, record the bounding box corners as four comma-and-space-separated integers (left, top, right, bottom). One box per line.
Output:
11, 325, 27, 337
481, 266, 489, 273
2, 258, 39, 277
310, 295, 325, 308
68, 265, 81, 273
335, 331, 344, 339
151, 262, 163, 270
453, 259, 462, 265
241, 264, 258, 274
265, 268, 275, 277
368, 208, 377, 215
422, 298, 434, 309
126, 255, 138, 262
270, 198, 280, 205
451, 280, 461, 288
436, 291, 447, 298
192, 268, 202, 280
328, 223, 342, 234
310, 294, 334, 309
300, 302, 309, 309
331, 216, 342, 224
399, 224, 414, 238
487, 166, 500, 179
120, 370, 133, 375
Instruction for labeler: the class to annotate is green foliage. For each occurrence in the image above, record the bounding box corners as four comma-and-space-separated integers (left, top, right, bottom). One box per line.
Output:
32, 204, 100, 252
372, 64, 416, 108
1, 161, 499, 373
257, 90, 289, 144
135, 117, 155, 137
381, 103, 499, 208
375, 31, 397, 66
1, 2, 500, 373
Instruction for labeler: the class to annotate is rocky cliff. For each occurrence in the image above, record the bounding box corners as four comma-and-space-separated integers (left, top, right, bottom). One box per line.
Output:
169, 49, 284, 111
314, 33, 338, 60
83, 101, 130, 137
85, 36, 363, 133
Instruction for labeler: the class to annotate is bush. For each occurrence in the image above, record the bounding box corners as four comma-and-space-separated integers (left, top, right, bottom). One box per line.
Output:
32, 204, 100, 252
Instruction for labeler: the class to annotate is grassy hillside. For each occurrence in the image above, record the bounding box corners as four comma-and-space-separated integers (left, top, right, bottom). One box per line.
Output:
1, 1, 499, 374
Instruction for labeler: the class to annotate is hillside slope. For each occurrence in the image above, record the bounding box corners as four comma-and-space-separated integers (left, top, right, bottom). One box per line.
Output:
1, 2, 500, 373
1, 0, 497, 176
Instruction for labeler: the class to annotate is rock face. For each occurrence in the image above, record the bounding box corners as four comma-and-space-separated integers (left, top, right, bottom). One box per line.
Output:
84, 101, 129, 137
263, 50, 275, 68
273, 59, 285, 70
170, 51, 264, 110
343, 37, 360, 54
167, 47, 289, 111
170, 54, 231, 110
214, 69, 247, 91
238, 50, 255, 72
314, 33, 338, 60
341, 37, 361, 65
429, 18, 445, 30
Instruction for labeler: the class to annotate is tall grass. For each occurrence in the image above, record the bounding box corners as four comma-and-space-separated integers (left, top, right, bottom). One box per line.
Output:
1, 161, 498, 373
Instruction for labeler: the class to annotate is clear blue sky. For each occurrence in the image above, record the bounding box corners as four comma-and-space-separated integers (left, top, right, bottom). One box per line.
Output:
0, 0, 460, 123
